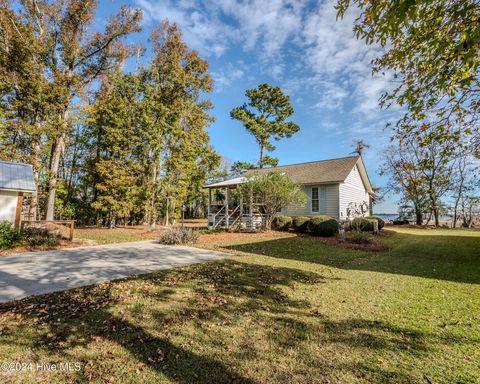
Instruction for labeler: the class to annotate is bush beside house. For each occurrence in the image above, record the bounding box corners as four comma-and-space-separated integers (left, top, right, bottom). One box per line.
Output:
0, 221, 64, 249
0, 221, 22, 249
292, 216, 311, 233
307, 216, 338, 237
365, 216, 385, 229
272, 215, 293, 231
352, 217, 374, 232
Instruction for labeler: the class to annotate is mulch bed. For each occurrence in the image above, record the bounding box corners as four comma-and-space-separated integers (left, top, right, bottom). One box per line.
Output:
198, 229, 391, 252
308, 231, 391, 252
0, 239, 86, 256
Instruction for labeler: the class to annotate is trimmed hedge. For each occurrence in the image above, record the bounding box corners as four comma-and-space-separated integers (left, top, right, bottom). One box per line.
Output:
365, 216, 385, 229
307, 216, 339, 237
292, 216, 311, 233
393, 219, 409, 225
272, 215, 293, 231
351, 217, 374, 232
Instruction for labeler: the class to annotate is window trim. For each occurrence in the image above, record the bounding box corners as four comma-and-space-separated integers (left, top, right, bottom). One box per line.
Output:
311, 187, 319, 213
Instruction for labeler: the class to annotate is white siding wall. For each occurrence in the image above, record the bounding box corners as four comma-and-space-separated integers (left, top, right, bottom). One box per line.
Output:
283, 184, 340, 219
339, 165, 370, 220
0, 190, 18, 224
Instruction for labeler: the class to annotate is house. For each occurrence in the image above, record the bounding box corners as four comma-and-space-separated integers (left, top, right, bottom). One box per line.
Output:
0, 160, 36, 229
204, 156, 374, 230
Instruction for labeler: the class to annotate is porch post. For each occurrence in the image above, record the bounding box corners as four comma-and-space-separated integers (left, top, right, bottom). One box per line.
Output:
249, 187, 253, 230
225, 187, 229, 229
14, 192, 23, 230
207, 188, 211, 217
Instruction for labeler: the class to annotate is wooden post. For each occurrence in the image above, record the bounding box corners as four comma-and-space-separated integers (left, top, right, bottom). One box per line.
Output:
249, 187, 253, 231
14, 192, 23, 230
207, 188, 211, 228
225, 188, 229, 229
69, 220, 74, 241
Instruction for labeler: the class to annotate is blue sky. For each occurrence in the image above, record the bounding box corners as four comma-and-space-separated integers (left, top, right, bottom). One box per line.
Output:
98, 0, 401, 213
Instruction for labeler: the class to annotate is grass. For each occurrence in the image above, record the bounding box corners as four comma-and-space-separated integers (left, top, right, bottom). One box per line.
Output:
73, 226, 161, 244
74, 220, 207, 245
0, 228, 479, 383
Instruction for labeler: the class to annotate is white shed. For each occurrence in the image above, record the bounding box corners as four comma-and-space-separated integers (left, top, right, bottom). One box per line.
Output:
0, 160, 36, 228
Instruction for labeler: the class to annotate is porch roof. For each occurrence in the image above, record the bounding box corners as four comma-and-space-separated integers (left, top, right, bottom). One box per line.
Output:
204, 176, 247, 188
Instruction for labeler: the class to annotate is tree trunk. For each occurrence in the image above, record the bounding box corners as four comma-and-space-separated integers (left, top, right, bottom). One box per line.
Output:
46, 131, 66, 220
164, 198, 169, 226
110, 212, 116, 229
29, 140, 41, 220
148, 163, 158, 231
259, 144, 264, 168
433, 208, 440, 226
415, 211, 423, 225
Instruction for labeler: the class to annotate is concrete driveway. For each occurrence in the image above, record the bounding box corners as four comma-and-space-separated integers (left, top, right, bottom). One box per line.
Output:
0, 241, 229, 303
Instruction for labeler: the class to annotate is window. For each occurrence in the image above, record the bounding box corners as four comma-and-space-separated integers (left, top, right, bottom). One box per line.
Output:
311, 187, 319, 212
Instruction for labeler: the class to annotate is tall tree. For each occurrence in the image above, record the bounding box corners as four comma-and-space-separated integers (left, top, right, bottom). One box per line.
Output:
451, 155, 479, 228
380, 126, 459, 225
88, 73, 142, 228
1, 0, 142, 220
336, 0, 480, 147
138, 21, 217, 227
230, 83, 299, 168
380, 144, 429, 225
0, 4, 56, 219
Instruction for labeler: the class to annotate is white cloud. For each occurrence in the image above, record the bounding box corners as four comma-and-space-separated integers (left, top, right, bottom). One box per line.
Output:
213, 0, 308, 57
136, 0, 395, 123
312, 80, 349, 110
137, 0, 309, 58
211, 65, 245, 92
136, 0, 235, 57
299, 0, 392, 118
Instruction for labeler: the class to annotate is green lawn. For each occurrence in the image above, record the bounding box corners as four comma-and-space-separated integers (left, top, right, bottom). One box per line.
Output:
0, 228, 479, 383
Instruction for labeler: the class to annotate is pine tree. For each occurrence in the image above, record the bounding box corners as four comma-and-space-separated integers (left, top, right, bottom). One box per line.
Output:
230, 83, 299, 167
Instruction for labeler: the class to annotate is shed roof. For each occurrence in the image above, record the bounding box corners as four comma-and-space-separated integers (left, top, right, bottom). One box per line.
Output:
0, 160, 36, 192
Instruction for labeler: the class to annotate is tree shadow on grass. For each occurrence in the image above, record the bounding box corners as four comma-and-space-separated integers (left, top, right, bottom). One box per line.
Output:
0, 260, 327, 383
222, 233, 480, 284
0, 259, 477, 383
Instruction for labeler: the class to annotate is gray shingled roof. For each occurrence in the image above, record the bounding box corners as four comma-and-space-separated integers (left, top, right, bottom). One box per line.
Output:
244, 156, 360, 184
0, 160, 36, 192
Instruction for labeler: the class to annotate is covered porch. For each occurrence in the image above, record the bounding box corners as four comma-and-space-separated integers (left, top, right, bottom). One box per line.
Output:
205, 177, 266, 231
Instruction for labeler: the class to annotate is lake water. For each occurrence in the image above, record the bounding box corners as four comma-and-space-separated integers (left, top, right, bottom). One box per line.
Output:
374, 213, 399, 221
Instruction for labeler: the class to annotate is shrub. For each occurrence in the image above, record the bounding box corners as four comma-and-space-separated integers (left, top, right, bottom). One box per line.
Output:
365, 216, 385, 229
346, 230, 372, 244
392, 219, 409, 225
159, 227, 199, 245
308, 216, 339, 237
0, 221, 22, 249
351, 217, 374, 232
272, 215, 292, 231
21, 227, 60, 247
292, 216, 311, 233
